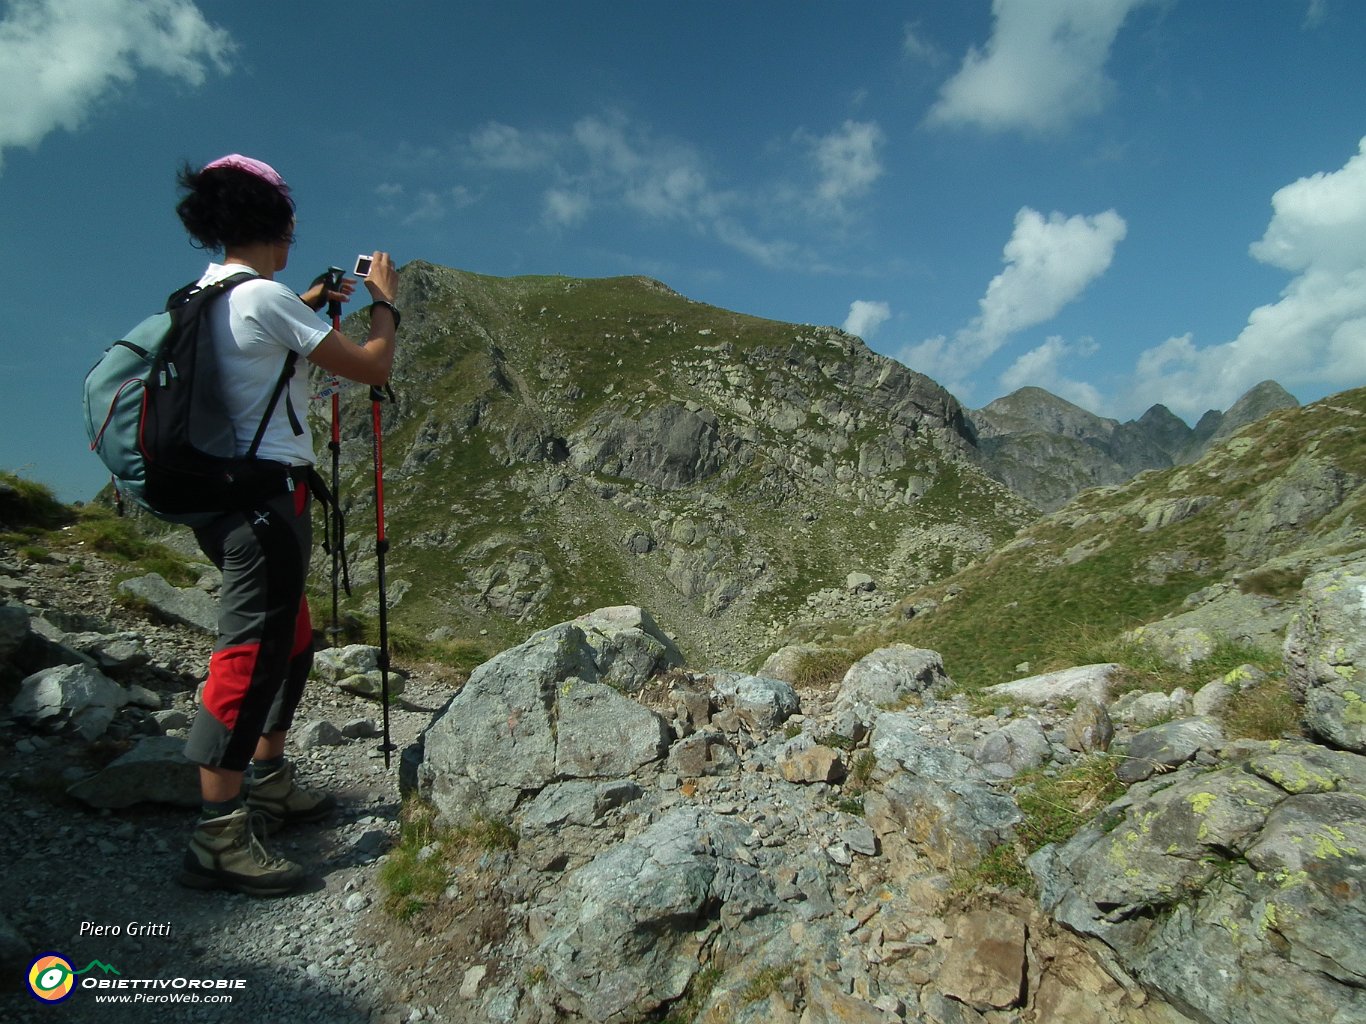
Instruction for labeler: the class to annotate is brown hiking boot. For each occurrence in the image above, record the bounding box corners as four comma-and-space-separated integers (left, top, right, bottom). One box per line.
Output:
245, 758, 337, 833
178, 808, 306, 897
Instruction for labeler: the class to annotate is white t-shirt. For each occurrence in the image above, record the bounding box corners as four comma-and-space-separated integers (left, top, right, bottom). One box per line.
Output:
196, 263, 330, 466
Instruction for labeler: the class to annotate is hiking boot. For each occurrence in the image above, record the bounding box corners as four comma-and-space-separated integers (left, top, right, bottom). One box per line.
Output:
178, 808, 306, 897
245, 758, 337, 833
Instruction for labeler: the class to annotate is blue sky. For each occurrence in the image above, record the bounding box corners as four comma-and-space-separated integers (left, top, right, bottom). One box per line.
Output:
3, 0, 1365, 502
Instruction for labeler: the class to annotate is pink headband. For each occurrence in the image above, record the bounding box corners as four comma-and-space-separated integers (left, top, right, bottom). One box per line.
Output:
203, 154, 289, 194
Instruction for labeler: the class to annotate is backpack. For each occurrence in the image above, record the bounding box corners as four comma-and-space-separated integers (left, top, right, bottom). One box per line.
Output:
83, 273, 304, 526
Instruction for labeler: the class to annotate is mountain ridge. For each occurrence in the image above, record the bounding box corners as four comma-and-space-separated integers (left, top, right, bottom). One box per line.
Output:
966, 380, 1300, 511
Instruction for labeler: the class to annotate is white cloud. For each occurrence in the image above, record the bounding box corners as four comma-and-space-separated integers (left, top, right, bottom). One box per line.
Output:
0, 0, 232, 171
543, 187, 590, 227
470, 122, 556, 171
928, 0, 1150, 134
1128, 138, 1366, 418
375, 182, 477, 226
900, 207, 1126, 387
999, 335, 1103, 410
844, 300, 892, 340
903, 24, 946, 66
979, 208, 1127, 342
807, 120, 885, 215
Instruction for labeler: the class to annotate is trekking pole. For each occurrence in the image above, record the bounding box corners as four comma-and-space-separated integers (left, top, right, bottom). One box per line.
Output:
324, 267, 345, 642
370, 382, 398, 768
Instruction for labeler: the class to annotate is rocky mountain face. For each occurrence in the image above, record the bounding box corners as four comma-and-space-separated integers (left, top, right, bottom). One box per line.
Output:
3, 385, 1362, 1023
967, 381, 1300, 511
884, 387, 1366, 694
323, 262, 1035, 665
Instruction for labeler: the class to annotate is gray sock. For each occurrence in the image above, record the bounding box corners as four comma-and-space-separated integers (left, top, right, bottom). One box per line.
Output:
200, 797, 242, 821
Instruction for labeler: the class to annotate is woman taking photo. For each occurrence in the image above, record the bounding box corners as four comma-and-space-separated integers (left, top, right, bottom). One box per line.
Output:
173, 153, 399, 896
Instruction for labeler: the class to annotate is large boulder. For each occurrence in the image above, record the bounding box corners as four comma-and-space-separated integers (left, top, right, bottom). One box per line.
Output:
983, 663, 1122, 706
10, 663, 128, 740
1283, 560, 1366, 753
1030, 738, 1366, 1024
116, 573, 219, 634
866, 713, 1021, 871
571, 605, 683, 689
66, 736, 199, 808
530, 807, 765, 1022
417, 621, 668, 822
834, 645, 950, 723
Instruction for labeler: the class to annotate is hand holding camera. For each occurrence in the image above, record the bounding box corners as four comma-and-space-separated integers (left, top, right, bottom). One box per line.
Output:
356, 251, 400, 332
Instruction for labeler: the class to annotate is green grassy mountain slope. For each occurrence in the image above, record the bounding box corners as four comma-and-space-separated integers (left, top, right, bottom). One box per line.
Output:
323, 262, 1037, 664
853, 387, 1366, 691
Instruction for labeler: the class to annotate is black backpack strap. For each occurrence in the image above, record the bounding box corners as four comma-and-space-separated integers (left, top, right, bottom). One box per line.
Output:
246, 351, 301, 458
308, 467, 351, 597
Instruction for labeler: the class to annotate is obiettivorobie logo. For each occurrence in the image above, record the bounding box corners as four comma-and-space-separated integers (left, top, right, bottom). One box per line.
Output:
26, 951, 246, 1006
27, 953, 120, 1003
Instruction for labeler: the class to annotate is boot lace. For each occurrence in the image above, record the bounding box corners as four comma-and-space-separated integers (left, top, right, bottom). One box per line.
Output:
245, 809, 294, 870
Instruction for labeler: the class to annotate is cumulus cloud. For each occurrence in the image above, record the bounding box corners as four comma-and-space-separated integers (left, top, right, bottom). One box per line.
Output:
928, 0, 1150, 133
1127, 138, 1366, 419
844, 300, 892, 340
0, 0, 233, 172
900, 207, 1126, 388
807, 120, 885, 215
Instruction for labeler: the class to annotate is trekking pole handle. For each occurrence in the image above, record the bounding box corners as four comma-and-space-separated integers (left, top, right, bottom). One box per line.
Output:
324, 266, 346, 321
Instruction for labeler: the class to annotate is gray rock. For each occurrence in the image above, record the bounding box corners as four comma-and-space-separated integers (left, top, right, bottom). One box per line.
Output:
871, 712, 978, 782
298, 719, 345, 748
846, 571, 876, 593
1115, 717, 1224, 783
419, 622, 667, 822
572, 605, 684, 689
1065, 698, 1114, 753
419, 623, 590, 820
973, 717, 1052, 775
710, 671, 800, 732
1125, 624, 1218, 671
66, 736, 199, 808
668, 731, 739, 778
117, 573, 219, 634
1284, 560, 1366, 753
1031, 739, 1366, 1024
836, 645, 950, 722
313, 644, 409, 700
865, 770, 1021, 872
532, 807, 766, 1022
1111, 689, 1190, 728
11, 663, 128, 740
983, 664, 1121, 706
555, 678, 669, 779
0, 603, 30, 662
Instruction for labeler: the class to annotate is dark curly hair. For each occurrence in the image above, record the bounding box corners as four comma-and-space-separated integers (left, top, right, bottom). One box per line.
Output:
175, 162, 296, 252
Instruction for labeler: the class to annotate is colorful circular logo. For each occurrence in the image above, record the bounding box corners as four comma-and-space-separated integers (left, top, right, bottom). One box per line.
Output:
28, 952, 76, 1003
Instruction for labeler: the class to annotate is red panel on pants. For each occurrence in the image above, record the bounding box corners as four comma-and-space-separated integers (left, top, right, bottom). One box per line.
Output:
203, 643, 258, 731
292, 596, 312, 658
204, 596, 310, 732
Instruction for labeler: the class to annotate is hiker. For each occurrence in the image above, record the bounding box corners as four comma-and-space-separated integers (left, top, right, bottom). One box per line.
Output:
173, 154, 400, 896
